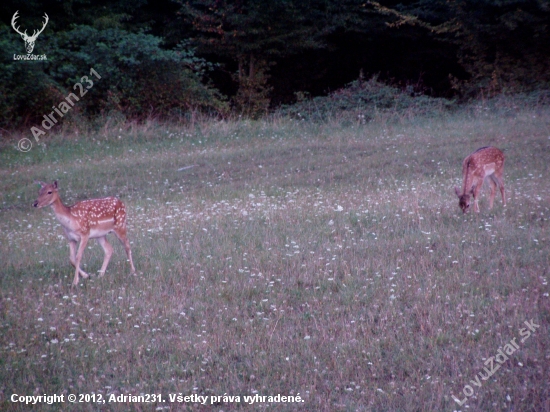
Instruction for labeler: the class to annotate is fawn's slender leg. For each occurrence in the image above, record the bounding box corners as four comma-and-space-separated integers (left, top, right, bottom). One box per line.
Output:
472, 183, 482, 213
69, 239, 89, 278
73, 234, 90, 286
488, 176, 497, 209
494, 170, 506, 206
114, 228, 136, 274
96, 236, 114, 277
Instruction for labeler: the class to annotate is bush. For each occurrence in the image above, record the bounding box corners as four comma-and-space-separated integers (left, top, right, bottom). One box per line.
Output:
277, 75, 455, 122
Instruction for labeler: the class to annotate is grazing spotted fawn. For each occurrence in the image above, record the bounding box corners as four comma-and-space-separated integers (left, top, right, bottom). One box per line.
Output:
455, 146, 505, 213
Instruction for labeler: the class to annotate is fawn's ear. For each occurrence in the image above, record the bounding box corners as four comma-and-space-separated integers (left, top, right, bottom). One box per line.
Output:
34, 180, 46, 187
53, 180, 58, 189
454, 187, 461, 197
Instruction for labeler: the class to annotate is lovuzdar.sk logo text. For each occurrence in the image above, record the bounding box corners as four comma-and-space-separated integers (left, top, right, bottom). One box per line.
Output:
11, 10, 49, 60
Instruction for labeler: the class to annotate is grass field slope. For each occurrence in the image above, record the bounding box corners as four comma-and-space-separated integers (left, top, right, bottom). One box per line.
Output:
1, 104, 549, 411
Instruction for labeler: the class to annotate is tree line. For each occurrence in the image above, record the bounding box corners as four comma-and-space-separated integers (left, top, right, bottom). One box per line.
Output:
1, 0, 549, 127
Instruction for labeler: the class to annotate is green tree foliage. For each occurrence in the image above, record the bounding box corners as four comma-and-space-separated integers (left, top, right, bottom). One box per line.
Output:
382, 0, 550, 95
178, 0, 325, 58
449, 0, 550, 95
177, 0, 457, 111
177, 0, 331, 116
49, 26, 226, 117
0, 24, 226, 128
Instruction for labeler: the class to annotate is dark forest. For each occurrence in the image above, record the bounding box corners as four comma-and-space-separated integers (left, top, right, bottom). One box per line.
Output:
1, 0, 549, 126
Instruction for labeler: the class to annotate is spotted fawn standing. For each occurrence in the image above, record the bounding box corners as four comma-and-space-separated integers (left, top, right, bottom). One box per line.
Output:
34, 181, 136, 285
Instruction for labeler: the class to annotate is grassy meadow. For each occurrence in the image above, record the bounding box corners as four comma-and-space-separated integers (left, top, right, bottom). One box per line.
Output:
0, 104, 549, 411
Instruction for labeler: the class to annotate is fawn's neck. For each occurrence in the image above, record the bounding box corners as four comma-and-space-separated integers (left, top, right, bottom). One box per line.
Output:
50, 196, 72, 224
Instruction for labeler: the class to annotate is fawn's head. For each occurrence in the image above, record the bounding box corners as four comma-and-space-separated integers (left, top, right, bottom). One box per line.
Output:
33, 181, 59, 208
454, 187, 471, 213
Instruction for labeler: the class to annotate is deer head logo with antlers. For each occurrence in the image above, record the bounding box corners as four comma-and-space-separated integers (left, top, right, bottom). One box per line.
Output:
11, 11, 49, 54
